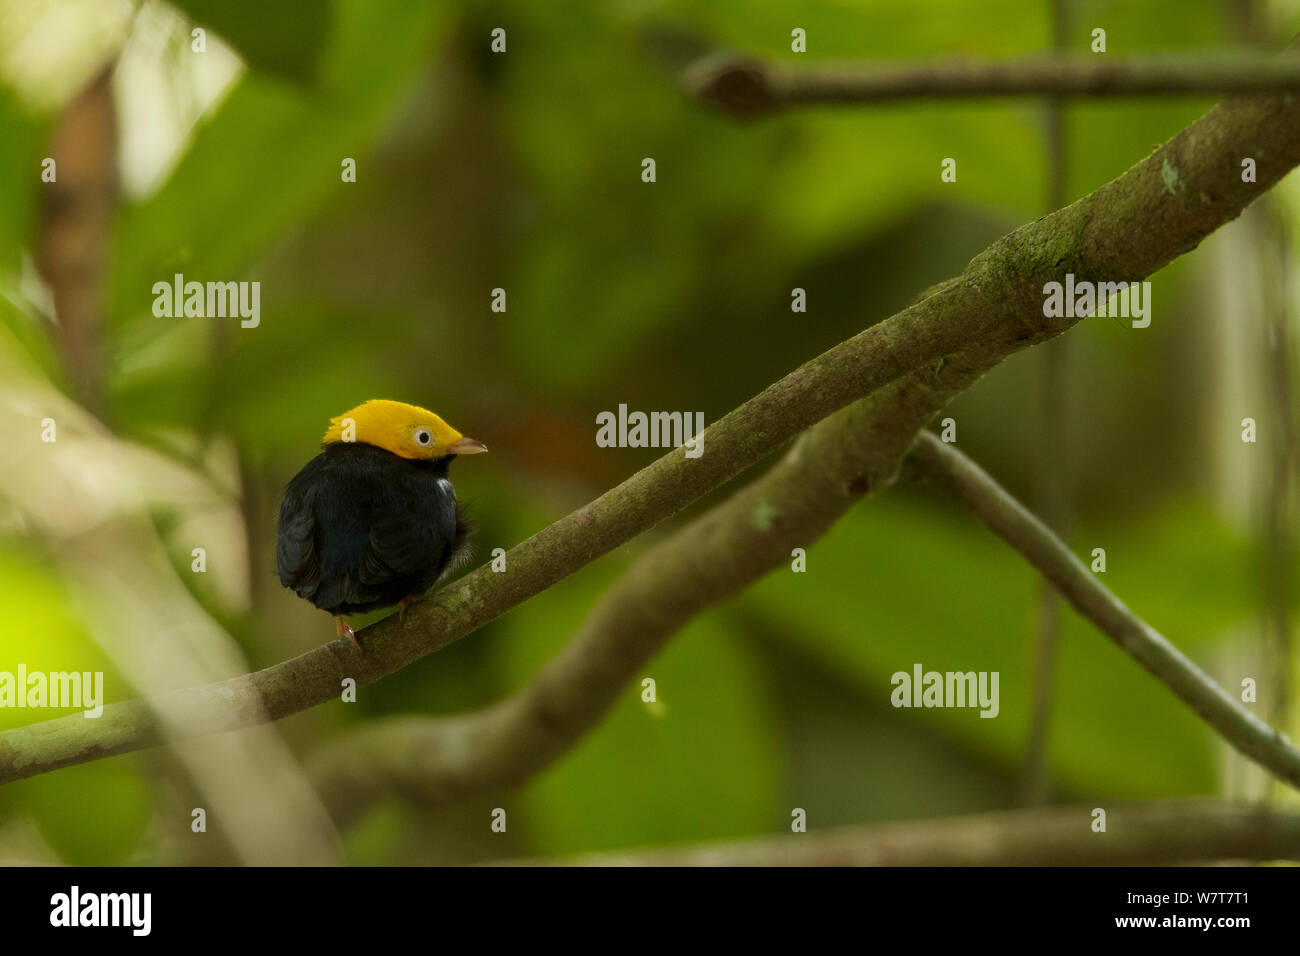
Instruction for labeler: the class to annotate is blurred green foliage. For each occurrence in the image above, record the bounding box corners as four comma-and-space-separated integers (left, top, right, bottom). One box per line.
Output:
0, 0, 1295, 863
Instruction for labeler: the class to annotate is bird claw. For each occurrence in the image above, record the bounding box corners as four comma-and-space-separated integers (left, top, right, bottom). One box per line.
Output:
335, 615, 360, 648
398, 597, 414, 624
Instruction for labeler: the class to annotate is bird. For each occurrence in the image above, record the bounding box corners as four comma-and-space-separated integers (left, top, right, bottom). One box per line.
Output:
276, 399, 487, 647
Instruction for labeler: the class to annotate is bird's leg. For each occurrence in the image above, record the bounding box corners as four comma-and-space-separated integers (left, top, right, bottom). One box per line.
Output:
335, 615, 360, 647
397, 597, 414, 624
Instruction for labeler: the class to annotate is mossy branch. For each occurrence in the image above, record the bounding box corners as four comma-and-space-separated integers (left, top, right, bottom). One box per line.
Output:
309, 419, 1300, 820
308, 363, 995, 823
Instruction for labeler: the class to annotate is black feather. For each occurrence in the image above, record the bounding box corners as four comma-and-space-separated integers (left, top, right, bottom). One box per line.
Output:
276, 443, 467, 615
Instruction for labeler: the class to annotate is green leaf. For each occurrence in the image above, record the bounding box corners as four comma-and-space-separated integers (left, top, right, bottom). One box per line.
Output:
0, 545, 148, 864
0, 87, 44, 275
109, 0, 449, 333
165, 0, 331, 84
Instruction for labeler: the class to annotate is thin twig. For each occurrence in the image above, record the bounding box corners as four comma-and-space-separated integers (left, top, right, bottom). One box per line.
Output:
904, 432, 1300, 788
684, 50, 1300, 117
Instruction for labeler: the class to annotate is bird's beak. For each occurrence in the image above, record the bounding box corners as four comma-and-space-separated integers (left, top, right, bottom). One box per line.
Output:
447, 436, 488, 455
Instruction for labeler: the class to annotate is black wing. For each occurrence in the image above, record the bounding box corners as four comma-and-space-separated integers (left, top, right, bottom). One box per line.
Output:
358, 479, 458, 590
276, 474, 322, 602
278, 447, 460, 613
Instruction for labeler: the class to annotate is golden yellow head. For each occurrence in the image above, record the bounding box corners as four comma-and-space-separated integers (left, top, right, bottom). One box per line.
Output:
321, 400, 488, 461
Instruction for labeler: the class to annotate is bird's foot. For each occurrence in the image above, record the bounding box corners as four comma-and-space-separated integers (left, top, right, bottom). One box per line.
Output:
335, 615, 360, 648
397, 596, 415, 624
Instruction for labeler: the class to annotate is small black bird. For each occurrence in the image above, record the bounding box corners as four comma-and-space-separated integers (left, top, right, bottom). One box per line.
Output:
276, 400, 487, 645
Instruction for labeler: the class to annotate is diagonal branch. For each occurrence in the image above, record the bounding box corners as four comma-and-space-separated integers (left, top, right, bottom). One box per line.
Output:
685, 50, 1300, 117
904, 432, 1300, 787
308, 354, 997, 824
4, 46, 1300, 786
311, 413, 1300, 822
500, 801, 1300, 866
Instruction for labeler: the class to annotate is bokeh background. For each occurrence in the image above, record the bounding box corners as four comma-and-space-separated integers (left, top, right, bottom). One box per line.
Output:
0, 0, 1297, 864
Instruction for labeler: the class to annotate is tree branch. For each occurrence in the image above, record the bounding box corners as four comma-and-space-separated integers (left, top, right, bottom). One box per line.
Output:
4, 45, 1300, 786
684, 50, 1300, 117
904, 432, 1300, 787
311, 404, 1300, 820
308, 353, 999, 824
500, 801, 1300, 866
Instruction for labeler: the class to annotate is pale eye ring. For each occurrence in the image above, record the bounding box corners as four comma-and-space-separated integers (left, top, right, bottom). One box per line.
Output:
415, 429, 432, 446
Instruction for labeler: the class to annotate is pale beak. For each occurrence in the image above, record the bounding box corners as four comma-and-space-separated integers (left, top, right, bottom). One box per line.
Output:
446, 436, 488, 455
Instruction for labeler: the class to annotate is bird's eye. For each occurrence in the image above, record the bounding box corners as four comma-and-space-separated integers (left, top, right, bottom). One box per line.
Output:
415, 429, 432, 445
